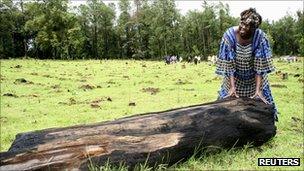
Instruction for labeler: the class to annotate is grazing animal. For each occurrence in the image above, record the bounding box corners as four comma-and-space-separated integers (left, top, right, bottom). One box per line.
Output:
208, 55, 217, 64
193, 56, 201, 65
281, 73, 288, 80
280, 56, 298, 63
187, 56, 192, 63
179, 56, 183, 62
164, 55, 178, 64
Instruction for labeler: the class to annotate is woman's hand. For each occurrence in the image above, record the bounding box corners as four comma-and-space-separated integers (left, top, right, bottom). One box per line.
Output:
224, 86, 239, 98
250, 90, 269, 104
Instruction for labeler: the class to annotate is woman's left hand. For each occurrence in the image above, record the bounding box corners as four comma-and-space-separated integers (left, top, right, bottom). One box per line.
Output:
250, 91, 269, 104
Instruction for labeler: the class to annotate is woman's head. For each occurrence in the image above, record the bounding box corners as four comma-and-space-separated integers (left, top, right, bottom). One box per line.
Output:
238, 8, 262, 39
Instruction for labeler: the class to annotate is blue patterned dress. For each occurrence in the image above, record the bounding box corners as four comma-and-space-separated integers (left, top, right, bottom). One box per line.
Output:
216, 26, 278, 117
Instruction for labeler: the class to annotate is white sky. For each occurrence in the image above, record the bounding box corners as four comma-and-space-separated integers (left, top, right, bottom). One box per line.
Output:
70, 0, 303, 22
176, 1, 303, 22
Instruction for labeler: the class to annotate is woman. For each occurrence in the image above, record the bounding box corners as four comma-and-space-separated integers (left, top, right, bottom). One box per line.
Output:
216, 8, 278, 121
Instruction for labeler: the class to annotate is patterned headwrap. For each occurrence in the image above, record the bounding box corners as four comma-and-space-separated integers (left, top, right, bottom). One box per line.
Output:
240, 8, 262, 29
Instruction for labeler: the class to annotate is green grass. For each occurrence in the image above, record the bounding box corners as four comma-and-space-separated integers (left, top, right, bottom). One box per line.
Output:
0, 58, 303, 170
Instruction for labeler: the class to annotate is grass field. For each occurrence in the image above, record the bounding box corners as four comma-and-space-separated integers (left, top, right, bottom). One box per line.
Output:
0, 58, 303, 170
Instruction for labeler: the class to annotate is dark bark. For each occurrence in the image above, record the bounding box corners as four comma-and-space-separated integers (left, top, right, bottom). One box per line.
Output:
0, 98, 276, 170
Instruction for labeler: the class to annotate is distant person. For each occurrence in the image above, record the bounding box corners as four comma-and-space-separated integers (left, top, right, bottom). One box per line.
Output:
215, 8, 278, 121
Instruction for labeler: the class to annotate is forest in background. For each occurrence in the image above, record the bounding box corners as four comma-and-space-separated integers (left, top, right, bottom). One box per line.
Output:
1, 0, 303, 60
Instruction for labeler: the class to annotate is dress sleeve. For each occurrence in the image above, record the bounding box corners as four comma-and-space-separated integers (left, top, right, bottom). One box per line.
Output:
215, 36, 236, 76
254, 32, 275, 75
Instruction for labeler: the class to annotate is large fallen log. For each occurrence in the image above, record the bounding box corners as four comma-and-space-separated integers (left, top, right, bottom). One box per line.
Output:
0, 98, 276, 170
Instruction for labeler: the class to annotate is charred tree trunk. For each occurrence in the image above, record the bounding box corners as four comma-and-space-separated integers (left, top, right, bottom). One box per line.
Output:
0, 98, 276, 170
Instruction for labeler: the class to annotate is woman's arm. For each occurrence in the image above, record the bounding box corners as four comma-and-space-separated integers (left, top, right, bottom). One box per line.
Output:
251, 74, 269, 104
255, 74, 262, 92
224, 75, 239, 98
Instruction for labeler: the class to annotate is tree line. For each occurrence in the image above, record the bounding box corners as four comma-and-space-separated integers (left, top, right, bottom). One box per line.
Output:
1, 0, 303, 60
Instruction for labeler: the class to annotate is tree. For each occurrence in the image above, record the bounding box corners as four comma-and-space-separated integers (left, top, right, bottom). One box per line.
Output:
0, 0, 27, 58
149, 0, 181, 58
24, 0, 83, 59
76, 0, 116, 59
271, 15, 298, 55
294, 11, 304, 56
260, 19, 275, 51
0, 0, 302, 59
117, 0, 132, 58
0, 0, 14, 58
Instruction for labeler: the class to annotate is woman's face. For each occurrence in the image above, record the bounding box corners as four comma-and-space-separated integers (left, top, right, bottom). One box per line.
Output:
238, 18, 254, 39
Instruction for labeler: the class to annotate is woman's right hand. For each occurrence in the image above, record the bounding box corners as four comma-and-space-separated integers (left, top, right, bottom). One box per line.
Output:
224, 86, 239, 98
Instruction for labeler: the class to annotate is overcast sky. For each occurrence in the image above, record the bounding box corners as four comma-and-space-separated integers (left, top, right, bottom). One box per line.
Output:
71, 0, 303, 22
176, 1, 303, 21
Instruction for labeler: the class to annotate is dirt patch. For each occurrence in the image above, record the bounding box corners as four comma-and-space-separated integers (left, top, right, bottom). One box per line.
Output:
11, 65, 22, 68
91, 99, 103, 104
80, 84, 96, 90
90, 97, 112, 108
90, 97, 112, 104
69, 98, 77, 105
30, 94, 39, 97
76, 72, 83, 76
36, 83, 46, 86
31, 120, 38, 124
183, 88, 195, 91
175, 79, 192, 85
290, 116, 302, 133
30, 72, 38, 76
291, 116, 301, 123
275, 70, 282, 75
281, 73, 288, 80
91, 103, 100, 108
51, 84, 61, 89
42, 74, 53, 78
106, 97, 112, 101
58, 97, 77, 105
129, 102, 136, 106
271, 84, 287, 88
106, 80, 117, 84
139, 80, 154, 84
59, 77, 68, 81
88, 97, 112, 108
3, 93, 18, 98
14, 78, 33, 84
0, 75, 6, 81
0, 116, 8, 123
142, 87, 160, 95
212, 77, 221, 81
